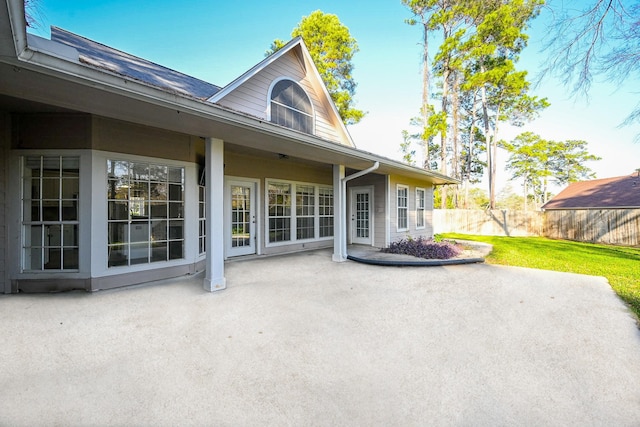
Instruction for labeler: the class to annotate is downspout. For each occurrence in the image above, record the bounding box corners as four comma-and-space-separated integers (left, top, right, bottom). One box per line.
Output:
340, 161, 379, 259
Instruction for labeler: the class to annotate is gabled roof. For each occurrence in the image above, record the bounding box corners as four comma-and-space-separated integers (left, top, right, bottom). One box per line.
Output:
543, 173, 640, 209
209, 36, 355, 147
50, 27, 221, 100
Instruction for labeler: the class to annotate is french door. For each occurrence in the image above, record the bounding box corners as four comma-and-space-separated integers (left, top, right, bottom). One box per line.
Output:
226, 180, 256, 257
350, 188, 372, 245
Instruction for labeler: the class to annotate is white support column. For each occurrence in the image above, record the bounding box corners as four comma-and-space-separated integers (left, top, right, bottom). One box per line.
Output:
204, 137, 226, 291
332, 164, 347, 262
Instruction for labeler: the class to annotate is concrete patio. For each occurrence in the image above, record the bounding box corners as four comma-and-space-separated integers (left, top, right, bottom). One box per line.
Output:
2, 248, 640, 426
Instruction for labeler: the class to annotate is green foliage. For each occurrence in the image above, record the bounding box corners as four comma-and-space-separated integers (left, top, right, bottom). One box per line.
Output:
503, 131, 601, 203
440, 233, 640, 322
267, 10, 364, 125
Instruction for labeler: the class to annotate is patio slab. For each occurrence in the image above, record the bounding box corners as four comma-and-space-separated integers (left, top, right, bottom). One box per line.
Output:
2, 249, 640, 426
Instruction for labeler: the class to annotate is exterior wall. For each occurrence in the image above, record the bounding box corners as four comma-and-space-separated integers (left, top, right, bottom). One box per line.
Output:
7, 113, 205, 292
346, 172, 387, 248
217, 50, 344, 145
224, 149, 334, 256
388, 175, 435, 244
0, 112, 8, 292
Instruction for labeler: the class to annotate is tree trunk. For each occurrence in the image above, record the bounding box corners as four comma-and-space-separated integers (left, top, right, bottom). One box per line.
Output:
480, 83, 493, 209
421, 21, 431, 170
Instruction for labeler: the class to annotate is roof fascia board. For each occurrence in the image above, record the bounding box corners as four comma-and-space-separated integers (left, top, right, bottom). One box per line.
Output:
207, 36, 304, 103
5, 0, 28, 55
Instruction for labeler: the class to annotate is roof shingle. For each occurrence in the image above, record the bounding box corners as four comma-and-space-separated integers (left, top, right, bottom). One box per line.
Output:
51, 26, 221, 100
543, 173, 640, 209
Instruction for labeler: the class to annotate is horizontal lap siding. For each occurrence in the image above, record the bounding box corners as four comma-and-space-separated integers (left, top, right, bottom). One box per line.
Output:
389, 175, 434, 244
217, 51, 342, 144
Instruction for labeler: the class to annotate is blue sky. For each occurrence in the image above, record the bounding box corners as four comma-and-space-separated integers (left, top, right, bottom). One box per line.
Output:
29, 0, 640, 193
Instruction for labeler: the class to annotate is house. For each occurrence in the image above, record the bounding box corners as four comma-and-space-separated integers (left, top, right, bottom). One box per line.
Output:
0, 0, 457, 293
542, 173, 640, 246
542, 173, 640, 210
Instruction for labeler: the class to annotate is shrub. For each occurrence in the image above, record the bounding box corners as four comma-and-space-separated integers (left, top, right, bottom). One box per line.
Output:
381, 237, 461, 260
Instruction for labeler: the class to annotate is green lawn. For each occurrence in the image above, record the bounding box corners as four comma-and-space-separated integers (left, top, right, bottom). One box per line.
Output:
440, 233, 640, 321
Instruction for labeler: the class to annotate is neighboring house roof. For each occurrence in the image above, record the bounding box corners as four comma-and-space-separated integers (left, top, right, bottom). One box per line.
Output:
50, 26, 221, 100
543, 173, 640, 209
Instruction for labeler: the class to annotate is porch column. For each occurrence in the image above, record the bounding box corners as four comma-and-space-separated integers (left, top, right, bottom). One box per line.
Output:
332, 164, 347, 262
204, 137, 226, 291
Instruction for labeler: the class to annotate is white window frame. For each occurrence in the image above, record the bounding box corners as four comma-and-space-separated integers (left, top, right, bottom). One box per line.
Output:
265, 178, 333, 247
416, 187, 426, 230
397, 184, 409, 232
103, 159, 189, 271
267, 77, 316, 135
21, 155, 81, 272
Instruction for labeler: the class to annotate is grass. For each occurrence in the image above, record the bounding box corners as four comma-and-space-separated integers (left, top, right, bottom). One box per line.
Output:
440, 233, 640, 321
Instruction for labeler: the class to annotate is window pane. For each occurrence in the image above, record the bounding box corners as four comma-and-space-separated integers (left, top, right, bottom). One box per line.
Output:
168, 202, 182, 218
26, 247, 42, 270
130, 163, 149, 181
108, 201, 129, 221
61, 200, 78, 221
108, 244, 128, 267
168, 167, 183, 183
44, 248, 61, 270
24, 200, 41, 222
63, 248, 79, 269
62, 224, 78, 247
169, 220, 183, 239
108, 222, 127, 245
129, 243, 149, 265
168, 184, 183, 201
149, 182, 167, 200
42, 201, 60, 221
41, 178, 60, 199
169, 241, 183, 260
151, 220, 167, 241
149, 202, 168, 218
148, 164, 167, 182
27, 225, 43, 246
151, 242, 168, 262
107, 160, 129, 179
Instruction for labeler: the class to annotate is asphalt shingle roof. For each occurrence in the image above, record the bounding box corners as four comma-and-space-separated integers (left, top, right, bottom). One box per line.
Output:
51, 26, 221, 100
543, 173, 640, 209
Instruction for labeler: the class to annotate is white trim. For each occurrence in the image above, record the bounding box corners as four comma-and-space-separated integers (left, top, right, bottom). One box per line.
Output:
264, 178, 334, 248
266, 77, 316, 135
349, 185, 374, 246
385, 176, 391, 247
396, 184, 409, 232
10, 149, 92, 280
224, 177, 260, 258
416, 187, 426, 230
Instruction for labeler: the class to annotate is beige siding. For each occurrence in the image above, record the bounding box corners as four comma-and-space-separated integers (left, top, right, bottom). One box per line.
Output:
92, 116, 197, 162
12, 114, 200, 163
12, 113, 92, 149
389, 175, 435, 244
0, 112, 8, 292
217, 50, 345, 145
225, 149, 333, 256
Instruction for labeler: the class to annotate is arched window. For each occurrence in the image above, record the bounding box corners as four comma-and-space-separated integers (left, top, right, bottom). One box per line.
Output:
269, 79, 314, 134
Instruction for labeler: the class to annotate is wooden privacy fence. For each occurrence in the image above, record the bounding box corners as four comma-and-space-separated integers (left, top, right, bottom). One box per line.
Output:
433, 209, 640, 246
544, 209, 640, 246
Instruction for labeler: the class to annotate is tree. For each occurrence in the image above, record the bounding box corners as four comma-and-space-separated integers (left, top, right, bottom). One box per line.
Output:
542, 0, 640, 127
460, 0, 546, 209
403, 0, 440, 169
503, 132, 601, 208
267, 11, 364, 125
